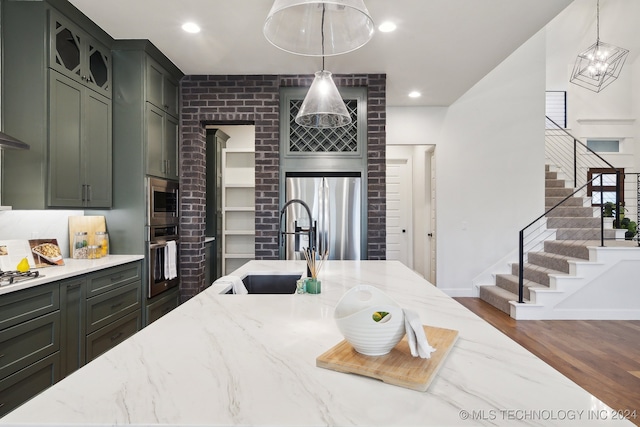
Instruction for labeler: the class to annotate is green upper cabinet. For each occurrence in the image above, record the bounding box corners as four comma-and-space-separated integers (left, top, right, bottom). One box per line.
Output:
110, 40, 182, 182
145, 56, 180, 179
146, 57, 179, 118
49, 71, 112, 207
49, 9, 111, 97
146, 102, 179, 180
1, 0, 113, 209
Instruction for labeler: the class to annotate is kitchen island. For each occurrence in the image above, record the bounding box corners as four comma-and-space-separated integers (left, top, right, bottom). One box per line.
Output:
1, 260, 631, 426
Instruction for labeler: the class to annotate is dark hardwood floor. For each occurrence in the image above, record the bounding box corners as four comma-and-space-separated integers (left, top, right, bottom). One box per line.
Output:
454, 297, 640, 426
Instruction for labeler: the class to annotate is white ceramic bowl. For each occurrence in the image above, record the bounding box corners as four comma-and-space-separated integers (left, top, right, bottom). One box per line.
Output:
334, 285, 405, 356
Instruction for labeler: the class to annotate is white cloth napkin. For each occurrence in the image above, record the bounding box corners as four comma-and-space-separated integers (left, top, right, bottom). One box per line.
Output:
403, 309, 437, 359
214, 275, 248, 294
164, 241, 178, 280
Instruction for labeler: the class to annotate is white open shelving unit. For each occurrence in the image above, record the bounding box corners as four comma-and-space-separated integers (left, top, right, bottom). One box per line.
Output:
221, 148, 255, 275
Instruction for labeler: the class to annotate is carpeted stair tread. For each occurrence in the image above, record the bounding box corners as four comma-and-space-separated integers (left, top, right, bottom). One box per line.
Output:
479, 285, 525, 315
495, 273, 546, 300
527, 251, 583, 273
545, 206, 595, 217
545, 179, 565, 188
545, 197, 588, 207
543, 240, 592, 259
555, 228, 618, 240
512, 262, 566, 286
545, 187, 574, 197
546, 217, 600, 228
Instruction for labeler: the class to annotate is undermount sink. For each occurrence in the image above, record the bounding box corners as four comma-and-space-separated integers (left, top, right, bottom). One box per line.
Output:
224, 273, 303, 294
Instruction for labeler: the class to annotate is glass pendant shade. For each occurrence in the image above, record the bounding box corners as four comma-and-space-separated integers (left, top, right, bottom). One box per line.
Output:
570, 40, 629, 93
295, 70, 351, 128
264, 0, 374, 56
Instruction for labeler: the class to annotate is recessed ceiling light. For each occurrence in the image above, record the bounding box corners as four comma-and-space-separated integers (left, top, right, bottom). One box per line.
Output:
182, 22, 201, 34
378, 21, 397, 33
408, 91, 421, 98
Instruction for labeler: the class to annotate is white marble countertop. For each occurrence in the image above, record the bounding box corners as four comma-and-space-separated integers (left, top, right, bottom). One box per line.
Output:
1, 260, 631, 426
0, 255, 144, 296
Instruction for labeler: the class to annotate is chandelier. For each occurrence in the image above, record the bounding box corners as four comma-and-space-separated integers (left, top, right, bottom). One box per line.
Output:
569, 0, 629, 92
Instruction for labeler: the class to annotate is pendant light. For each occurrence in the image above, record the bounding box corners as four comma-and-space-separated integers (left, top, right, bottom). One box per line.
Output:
569, 0, 629, 92
295, 3, 354, 128
264, 0, 374, 57
296, 67, 351, 128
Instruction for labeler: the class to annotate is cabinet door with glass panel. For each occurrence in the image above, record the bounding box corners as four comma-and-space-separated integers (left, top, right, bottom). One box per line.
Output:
49, 9, 111, 97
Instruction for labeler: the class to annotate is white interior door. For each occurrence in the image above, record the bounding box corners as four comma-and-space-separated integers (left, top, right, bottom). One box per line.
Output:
386, 158, 413, 268
429, 150, 437, 284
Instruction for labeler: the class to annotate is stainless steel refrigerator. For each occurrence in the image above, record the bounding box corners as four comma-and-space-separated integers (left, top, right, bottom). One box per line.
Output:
284, 174, 361, 260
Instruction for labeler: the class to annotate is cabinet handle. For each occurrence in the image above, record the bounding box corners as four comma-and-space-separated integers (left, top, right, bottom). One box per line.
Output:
110, 275, 124, 282
67, 283, 81, 290
111, 302, 123, 309
87, 184, 92, 202
0, 354, 5, 358
110, 331, 123, 342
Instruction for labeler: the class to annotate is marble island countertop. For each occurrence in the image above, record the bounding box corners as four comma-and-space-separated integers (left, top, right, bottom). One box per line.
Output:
1, 260, 630, 426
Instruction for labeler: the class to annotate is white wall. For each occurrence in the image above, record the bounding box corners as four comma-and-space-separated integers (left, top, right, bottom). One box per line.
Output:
435, 31, 547, 296
0, 210, 82, 258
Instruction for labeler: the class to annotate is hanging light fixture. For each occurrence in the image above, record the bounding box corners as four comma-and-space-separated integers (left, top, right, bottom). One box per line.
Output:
296, 67, 351, 128
569, 0, 629, 92
263, 0, 374, 57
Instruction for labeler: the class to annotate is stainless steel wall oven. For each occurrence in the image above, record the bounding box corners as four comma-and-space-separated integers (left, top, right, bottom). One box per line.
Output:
147, 177, 180, 298
148, 177, 179, 226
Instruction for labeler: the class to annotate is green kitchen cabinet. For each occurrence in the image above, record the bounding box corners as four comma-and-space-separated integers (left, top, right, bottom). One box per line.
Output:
0, 283, 61, 417
49, 70, 112, 207
144, 286, 179, 325
49, 7, 111, 98
1, 0, 113, 209
0, 260, 143, 416
109, 40, 182, 185
59, 276, 85, 378
146, 103, 179, 180
146, 56, 180, 118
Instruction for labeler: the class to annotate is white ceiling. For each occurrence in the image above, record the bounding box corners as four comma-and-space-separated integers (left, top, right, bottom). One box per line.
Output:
68, 0, 573, 106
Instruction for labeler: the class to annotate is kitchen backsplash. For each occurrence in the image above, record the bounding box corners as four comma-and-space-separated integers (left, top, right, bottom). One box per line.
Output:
0, 210, 82, 258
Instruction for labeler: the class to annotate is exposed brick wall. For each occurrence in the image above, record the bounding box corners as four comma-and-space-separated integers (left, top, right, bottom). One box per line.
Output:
179, 74, 386, 301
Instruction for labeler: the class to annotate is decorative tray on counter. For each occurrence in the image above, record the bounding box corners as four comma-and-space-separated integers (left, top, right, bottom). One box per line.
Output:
316, 325, 459, 392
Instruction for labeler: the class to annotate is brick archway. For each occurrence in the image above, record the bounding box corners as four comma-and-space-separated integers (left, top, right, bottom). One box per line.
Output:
179, 75, 386, 301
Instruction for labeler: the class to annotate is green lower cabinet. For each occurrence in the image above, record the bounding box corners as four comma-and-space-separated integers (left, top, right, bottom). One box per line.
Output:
145, 287, 180, 326
0, 312, 60, 382
0, 261, 143, 416
86, 310, 141, 362
59, 277, 86, 378
0, 352, 61, 417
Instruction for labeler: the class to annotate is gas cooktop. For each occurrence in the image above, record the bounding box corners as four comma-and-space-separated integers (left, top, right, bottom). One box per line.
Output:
0, 270, 41, 286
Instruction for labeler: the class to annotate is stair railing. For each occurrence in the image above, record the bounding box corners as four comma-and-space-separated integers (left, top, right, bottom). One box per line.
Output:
516, 118, 637, 304
518, 174, 607, 303
545, 116, 622, 221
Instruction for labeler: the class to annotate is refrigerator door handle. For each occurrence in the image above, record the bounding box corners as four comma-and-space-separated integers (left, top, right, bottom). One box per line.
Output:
320, 177, 328, 256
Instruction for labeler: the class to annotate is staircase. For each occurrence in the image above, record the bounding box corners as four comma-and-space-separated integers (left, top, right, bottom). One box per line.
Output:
478, 165, 635, 319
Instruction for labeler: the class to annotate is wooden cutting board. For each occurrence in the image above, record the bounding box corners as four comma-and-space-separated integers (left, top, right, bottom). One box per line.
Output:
68, 216, 106, 254
316, 325, 459, 392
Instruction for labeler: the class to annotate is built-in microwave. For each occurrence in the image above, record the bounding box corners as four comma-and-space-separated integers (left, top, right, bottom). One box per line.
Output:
147, 177, 179, 226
